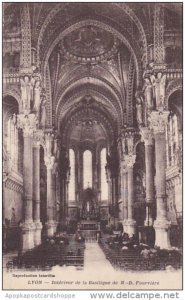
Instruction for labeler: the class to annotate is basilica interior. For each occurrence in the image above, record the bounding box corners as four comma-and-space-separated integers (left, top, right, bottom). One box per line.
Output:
3, 3, 182, 268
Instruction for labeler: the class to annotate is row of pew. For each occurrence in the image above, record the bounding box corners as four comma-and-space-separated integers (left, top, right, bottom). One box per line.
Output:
6, 235, 85, 271
99, 237, 182, 271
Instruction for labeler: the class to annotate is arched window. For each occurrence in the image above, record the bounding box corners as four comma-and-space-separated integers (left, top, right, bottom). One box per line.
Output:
68, 149, 75, 201
83, 150, 92, 189
101, 148, 108, 200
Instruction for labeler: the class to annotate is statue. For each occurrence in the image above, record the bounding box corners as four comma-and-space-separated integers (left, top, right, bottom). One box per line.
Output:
144, 78, 154, 109
135, 91, 143, 126
121, 138, 126, 154
54, 139, 60, 162
150, 73, 166, 110
12, 113, 17, 126
40, 90, 47, 128
20, 76, 35, 114
33, 80, 41, 114
127, 136, 134, 154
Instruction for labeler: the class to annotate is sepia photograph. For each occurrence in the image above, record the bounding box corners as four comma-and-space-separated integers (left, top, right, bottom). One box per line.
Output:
2, 2, 183, 291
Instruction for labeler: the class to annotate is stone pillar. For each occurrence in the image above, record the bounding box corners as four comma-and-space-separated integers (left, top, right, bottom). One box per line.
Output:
44, 132, 57, 236
45, 155, 57, 236
141, 127, 155, 226
32, 140, 42, 246
122, 167, 128, 232
17, 114, 37, 251
119, 167, 124, 221
52, 171, 57, 225
124, 155, 136, 236
3, 175, 8, 252
150, 111, 171, 249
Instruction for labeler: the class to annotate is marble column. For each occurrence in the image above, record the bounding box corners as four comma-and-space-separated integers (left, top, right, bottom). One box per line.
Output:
119, 167, 124, 221
17, 114, 37, 251
124, 155, 136, 236
33, 141, 42, 246
45, 155, 57, 236
141, 127, 155, 226
150, 111, 171, 249
52, 171, 57, 225
122, 166, 128, 232
3, 175, 8, 252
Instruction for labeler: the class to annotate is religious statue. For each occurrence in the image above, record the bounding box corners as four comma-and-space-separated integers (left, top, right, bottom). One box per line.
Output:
127, 136, 134, 154
45, 133, 53, 157
12, 113, 17, 126
33, 80, 41, 114
20, 75, 35, 114
144, 78, 154, 109
135, 91, 143, 126
150, 72, 166, 110
121, 137, 126, 154
40, 89, 47, 128
54, 139, 60, 162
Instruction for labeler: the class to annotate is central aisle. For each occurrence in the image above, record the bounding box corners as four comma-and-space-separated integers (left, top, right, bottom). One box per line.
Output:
84, 242, 114, 271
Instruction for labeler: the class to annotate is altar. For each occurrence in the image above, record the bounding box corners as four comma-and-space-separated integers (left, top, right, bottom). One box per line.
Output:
78, 220, 100, 241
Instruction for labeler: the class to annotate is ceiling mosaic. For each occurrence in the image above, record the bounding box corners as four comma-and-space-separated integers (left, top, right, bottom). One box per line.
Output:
59, 25, 119, 64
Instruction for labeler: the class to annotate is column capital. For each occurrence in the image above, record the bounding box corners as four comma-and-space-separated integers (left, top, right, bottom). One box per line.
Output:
17, 113, 37, 137
124, 154, 136, 168
140, 127, 154, 146
32, 139, 40, 148
121, 127, 137, 138
44, 155, 55, 170
33, 129, 45, 146
149, 111, 169, 135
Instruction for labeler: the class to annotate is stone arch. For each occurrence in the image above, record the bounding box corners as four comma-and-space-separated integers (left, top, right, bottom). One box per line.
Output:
165, 79, 182, 109
114, 3, 148, 59
60, 106, 115, 147
55, 76, 123, 115
37, 3, 147, 71
3, 90, 21, 113
41, 19, 142, 87
134, 138, 143, 155
56, 87, 122, 130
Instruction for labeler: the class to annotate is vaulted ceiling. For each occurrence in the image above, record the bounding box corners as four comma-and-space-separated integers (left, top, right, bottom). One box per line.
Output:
3, 3, 182, 145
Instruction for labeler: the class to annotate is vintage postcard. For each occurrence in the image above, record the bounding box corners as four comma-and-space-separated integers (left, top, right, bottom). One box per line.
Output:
2, 2, 182, 291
